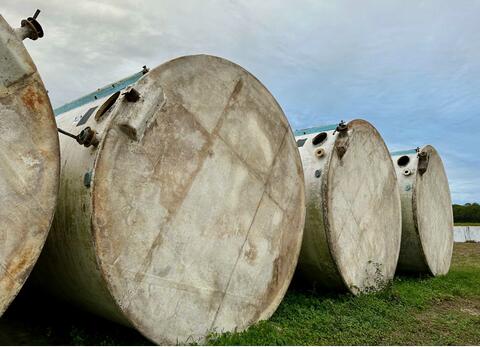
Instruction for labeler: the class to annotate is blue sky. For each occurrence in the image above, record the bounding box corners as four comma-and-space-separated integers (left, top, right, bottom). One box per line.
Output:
3, 0, 479, 203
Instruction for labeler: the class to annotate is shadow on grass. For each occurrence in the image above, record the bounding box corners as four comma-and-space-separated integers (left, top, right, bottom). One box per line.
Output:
0, 284, 151, 346
0, 243, 478, 346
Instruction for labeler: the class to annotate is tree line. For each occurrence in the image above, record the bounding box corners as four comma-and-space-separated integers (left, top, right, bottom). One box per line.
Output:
452, 203, 480, 223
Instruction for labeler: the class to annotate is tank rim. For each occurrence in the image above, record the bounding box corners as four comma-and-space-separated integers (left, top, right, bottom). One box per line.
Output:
89, 53, 306, 344
323, 119, 402, 294
412, 144, 453, 276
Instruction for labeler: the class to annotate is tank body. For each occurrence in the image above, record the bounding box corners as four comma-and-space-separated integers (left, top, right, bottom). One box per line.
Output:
32, 55, 306, 344
391, 146, 453, 275
295, 120, 401, 294
0, 14, 60, 315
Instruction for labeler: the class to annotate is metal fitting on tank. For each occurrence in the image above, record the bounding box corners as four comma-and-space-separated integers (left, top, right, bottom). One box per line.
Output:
77, 127, 99, 148
123, 88, 141, 102
335, 120, 349, 159
335, 120, 348, 133
57, 127, 99, 148
15, 9, 43, 41
314, 147, 325, 158
418, 151, 429, 175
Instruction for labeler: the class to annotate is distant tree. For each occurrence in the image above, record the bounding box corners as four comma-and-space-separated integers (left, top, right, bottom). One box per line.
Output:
453, 203, 480, 223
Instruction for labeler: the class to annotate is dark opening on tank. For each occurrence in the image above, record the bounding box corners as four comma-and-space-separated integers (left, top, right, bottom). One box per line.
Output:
95, 91, 120, 121
296, 138, 307, 147
312, 132, 327, 146
397, 155, 410, 167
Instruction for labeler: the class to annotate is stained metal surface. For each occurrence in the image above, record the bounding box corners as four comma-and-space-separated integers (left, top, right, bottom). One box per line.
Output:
392, 145, 454, 275
32, 55, 306, 344
0, 14, 60, 316
295, 120, 402, 294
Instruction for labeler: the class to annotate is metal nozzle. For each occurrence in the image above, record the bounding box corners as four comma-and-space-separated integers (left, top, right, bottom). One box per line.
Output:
15, 9, 44, 41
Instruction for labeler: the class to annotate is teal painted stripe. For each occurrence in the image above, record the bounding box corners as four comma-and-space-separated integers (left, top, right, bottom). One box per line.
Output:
294, 124, 338, 136
390, 149, 417, 156
54, 70, 146, 116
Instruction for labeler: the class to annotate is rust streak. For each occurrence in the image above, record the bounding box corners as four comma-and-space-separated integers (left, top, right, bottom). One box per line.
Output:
21, 85, 44, 111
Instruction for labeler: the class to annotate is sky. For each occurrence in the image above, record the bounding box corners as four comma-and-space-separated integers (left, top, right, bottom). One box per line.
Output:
2, 0, 479, 203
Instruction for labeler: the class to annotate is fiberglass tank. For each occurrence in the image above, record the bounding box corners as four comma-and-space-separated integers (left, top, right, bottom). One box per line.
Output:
32, 55, 306, 344
391, 146, 453, 275
0, 11, 59, 315
294, 120, 401, 294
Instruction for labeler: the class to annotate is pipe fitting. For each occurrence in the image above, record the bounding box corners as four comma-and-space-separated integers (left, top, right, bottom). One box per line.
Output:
77, 127, 99, 148
15, 9, 43, 41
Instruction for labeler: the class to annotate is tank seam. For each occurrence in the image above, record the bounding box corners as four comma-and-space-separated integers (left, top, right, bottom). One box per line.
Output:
209, 127, 288, 330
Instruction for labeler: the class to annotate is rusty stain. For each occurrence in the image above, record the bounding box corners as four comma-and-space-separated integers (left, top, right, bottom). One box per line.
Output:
21, 85, 45, 111
0, 14, 60, 317
296, 120, 401, 295
33, 55, 305, 345
244, 242, 257, 263
394, 145, 453, 276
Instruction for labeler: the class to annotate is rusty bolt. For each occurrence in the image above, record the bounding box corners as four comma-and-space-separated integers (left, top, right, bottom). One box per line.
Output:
77, 127, 99, 148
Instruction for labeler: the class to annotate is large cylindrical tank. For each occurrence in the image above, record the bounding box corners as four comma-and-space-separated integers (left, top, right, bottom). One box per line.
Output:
0, 13, 59, 315
391, 146, 453, 275
294, 120, 401, 294
32, 55, 306, 344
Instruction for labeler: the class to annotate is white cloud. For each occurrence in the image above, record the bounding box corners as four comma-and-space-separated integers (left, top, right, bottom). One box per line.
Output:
2, 0, 479, 202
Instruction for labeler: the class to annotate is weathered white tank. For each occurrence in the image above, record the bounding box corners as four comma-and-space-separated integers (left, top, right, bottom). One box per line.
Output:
391, 146, 453, 275
32, 55, 306, 344
0, 12, 59, 316
294, 120, 401, 294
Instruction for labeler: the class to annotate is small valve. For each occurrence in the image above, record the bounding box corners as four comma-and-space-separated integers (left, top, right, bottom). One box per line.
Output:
336, 120, 348, 133
15, 9, 44, 41
57, 127, 99, 148
77, 127, 99, 148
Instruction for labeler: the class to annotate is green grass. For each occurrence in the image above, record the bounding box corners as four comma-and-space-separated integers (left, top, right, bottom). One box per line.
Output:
207, 243, 480, 345
454, 222, 480, 226
1, 243, 479, 345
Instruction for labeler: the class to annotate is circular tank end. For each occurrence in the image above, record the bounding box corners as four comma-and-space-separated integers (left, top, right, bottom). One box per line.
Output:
91, 55, 305, 344
414, 145, 454, 276
325, 119, 402, 294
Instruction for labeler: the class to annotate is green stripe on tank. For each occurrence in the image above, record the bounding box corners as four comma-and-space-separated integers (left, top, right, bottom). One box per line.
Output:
294, 124, 338, 136
54, 69, 147, 116
390, 149, 417, 156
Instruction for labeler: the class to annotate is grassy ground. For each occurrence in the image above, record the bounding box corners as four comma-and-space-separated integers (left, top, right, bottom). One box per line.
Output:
0, 243, 479, 345
454, 222, 480, 226
207, 243, 480, 345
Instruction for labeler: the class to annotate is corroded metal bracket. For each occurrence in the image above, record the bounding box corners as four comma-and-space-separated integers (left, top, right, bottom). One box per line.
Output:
58, 127, 99, 148
418, 151, 429, 175
335, 120, 349, 159
116, 85, 166, 142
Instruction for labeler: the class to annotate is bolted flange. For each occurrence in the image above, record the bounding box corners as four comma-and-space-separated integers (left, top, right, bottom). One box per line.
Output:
15, 9, 44, 41
77, 127, 99, 148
